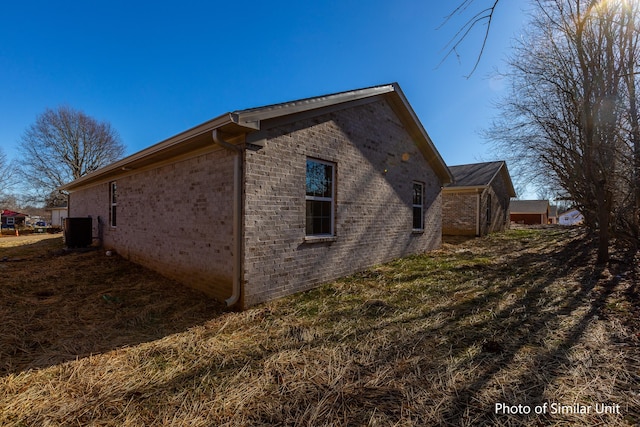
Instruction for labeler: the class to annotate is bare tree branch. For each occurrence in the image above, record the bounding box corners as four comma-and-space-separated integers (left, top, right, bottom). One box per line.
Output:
440, 0, 501, 77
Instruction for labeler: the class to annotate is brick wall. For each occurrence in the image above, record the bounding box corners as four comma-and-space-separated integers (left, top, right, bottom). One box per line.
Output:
69, 147, 235, 300
242, 99, 443, 307
442, 192, 478, 236
481, 174, 511, 235
443, 172, 512, 236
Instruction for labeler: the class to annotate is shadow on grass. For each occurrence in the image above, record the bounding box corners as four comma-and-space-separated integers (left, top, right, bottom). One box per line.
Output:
413, 232, 636, 425
0, 238, 225, 376
285, 228, 639, 425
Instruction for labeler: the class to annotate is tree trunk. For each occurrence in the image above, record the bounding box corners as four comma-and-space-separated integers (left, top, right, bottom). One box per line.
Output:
596, 185, 610, 264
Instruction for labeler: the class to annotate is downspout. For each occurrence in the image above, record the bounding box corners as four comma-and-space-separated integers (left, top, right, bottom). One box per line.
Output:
476, 192, 481, 237
212, 129, 242, 307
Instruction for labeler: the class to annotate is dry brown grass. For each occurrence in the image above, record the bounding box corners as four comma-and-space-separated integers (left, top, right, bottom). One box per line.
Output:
0, 228, 638, 426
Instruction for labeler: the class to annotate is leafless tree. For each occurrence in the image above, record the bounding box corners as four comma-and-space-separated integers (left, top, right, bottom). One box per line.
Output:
0, 148, 19, 206
19, 106, 125, 200
488, 0, 640, 263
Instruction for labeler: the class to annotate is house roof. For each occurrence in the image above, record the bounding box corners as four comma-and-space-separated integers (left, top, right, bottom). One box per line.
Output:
510, 200, 550, 214
59, 83, 452, 192
443, 161, 516, 197
559, 208, 580, 217
1, 209, 27, 218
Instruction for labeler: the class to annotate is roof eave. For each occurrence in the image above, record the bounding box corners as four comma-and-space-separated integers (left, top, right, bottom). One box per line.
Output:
498, 162, 517, 198
442, 185, 487, 193
59, 113, 256, 192
235, 82, 452, 185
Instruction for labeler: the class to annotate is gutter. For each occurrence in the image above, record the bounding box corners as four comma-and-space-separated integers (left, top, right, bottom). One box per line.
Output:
212, 129, 243, 308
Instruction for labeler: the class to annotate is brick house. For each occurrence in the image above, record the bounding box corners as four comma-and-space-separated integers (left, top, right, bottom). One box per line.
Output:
510, 200, 550, 225
442, 161, 516, 236
60, 83, 452, 308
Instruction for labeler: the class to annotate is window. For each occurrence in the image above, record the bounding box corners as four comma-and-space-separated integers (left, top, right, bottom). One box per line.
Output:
6, 217, 14, 226
412, 182, 424, 231
486, 194, 492, 226
306, 158, 335, 236
110, 181, 117, 227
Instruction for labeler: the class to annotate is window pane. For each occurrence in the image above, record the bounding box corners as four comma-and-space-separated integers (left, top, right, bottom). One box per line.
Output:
110, 181, 117, 227
413, 182, 423, 230
413, 183, 422, 205
306, 160, 333, 198
413, 207, 423, 229
306, 200, 332, 235
111, 182, 117, 204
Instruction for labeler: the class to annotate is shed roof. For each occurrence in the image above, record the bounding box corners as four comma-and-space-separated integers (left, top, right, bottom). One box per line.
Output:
0, 210, 27, 218
443, 161, 516, 197
59, 83, 452, 192
510, 200, 550, 214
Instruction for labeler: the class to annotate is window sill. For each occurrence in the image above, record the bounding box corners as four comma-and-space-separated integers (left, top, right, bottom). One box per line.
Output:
412, 229, 425, 234
304, 235, 337, 243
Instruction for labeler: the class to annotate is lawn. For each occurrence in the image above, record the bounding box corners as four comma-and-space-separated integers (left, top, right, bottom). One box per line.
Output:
0, 228, 638, 426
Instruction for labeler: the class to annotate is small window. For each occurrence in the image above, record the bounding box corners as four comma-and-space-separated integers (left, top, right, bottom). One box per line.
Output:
306, 158, 335, 236
6, 217, 15, 226
110, 181, 117, 227
486, 194, 492, 226
412, 182, 424, 231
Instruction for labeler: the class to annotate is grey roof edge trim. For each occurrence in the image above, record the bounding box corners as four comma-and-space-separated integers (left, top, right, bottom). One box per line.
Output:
483, 161, 517, 198
58, 113, 239, 191
442, 185, 487, 193
233, 83, 397, 125
59, 83, 453, 190
495, 162, 517, 198
234, 82, 451, 184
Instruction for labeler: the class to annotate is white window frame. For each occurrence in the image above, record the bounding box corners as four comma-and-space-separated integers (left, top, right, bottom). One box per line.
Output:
305, 158, 335, 237
110, 181, 117, 227
6, 217, 15, 226
412, 181, 424, 231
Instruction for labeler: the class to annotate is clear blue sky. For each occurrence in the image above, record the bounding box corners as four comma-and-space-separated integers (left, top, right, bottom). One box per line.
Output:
1, 1, 527, 169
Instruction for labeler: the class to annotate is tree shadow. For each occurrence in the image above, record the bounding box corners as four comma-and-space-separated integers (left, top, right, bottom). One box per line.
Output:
0, 239, 225, 375
414, 231, 637, 425
297, 228, 638, 425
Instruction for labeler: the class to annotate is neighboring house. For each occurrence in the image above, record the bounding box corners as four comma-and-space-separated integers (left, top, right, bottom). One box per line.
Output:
48, 206, 68, 227
442, 161, 516, 236
549, 206, 558, 224
1, 209, 27, 228
559, 208, 584, 226
59, 83, 453, 308
510, 200, 550, 225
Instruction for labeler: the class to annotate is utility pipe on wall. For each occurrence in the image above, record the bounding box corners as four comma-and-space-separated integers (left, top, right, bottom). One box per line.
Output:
212, 129, 242, 307
476, 192, 481, 237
